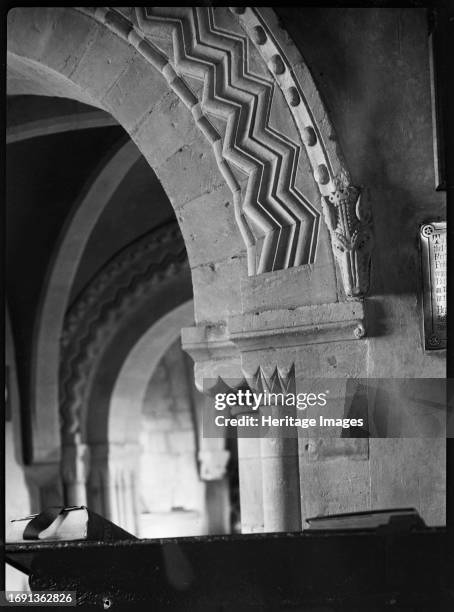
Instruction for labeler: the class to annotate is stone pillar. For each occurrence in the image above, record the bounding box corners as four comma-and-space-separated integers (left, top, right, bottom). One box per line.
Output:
250, 368, 301, 533
25, 462, 64, 512
237, 437, 264, 533
87, 442, 140, 535
182, 326, 304, 533
61, 441, 90, 506
204, 480, 230, 534
260, 438, 300, 531
198, 445, 230, 482
260, 434, 300, 532
195, 396, 232, 535
183, 299, 369, 534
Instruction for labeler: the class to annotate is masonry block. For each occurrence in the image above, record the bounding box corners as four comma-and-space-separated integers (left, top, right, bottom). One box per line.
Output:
176, 184, 245, 268
102, 55, 169, 132
192, 254, 248, 324
69, 24, 137, 103
155, 137, 225, 209
133, 92, 200, 170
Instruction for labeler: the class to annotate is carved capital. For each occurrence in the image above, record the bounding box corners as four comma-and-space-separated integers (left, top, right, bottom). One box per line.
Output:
229, 301, 366, 354
183, 301, 367, 396
198, 449, 231, 481
181, 324, 242, 394
321, 175, 373, 298
249, 365, 295, 396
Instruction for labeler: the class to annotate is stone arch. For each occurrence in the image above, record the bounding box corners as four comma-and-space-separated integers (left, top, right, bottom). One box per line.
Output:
87, 300, 196, 533
84, 298, 231, 537
59, 222, 193, 514
7, 7, 370, 297
106, 300, 194, 448
60, 222, 188, 446
7, 7, 373, 490
5, 306, 31, 592
29, 137, 140, 464
5, 303, 26, 469
6, 111, 116, 144
7, 6, 248, 302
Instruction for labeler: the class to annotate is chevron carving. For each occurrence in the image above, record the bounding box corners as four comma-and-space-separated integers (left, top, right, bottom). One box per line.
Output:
136, 7, 320, 275
59, 222, 188, 444
79, 6, 372, 296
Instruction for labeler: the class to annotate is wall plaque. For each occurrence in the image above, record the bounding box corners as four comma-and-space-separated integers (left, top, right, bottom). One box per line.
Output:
420, 222, 446, 350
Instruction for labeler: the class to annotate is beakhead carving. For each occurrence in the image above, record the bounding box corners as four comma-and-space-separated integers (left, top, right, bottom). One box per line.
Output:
321, 175, 373, 298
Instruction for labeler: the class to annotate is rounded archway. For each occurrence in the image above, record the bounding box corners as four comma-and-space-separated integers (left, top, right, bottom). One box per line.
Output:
8, 6, 263, 466
32, 137, 141, 465
9, 8, 403, 538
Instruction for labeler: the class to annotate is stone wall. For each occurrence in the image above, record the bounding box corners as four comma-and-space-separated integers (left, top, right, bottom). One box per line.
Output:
139, 339, 207, 537
275, 7, 446, 525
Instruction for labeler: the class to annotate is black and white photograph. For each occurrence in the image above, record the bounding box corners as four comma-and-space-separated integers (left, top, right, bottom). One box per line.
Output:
3, 5, 450, 609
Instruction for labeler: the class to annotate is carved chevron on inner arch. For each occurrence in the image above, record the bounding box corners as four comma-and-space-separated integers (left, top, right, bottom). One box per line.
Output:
59, 223, 188, 443
138, 7, 320, 273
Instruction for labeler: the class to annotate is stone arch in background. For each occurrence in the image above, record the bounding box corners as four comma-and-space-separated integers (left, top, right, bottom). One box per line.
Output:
30, 137, 141, 466
5, 305, 29, 502
6, 110, 116, 144
59, 223, 192, 519
101, 299, 231, 537
88, 300, 198, 535
106, 301, 195, 449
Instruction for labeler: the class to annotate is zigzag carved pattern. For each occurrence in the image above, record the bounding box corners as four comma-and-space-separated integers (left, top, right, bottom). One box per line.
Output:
138, 7, 320, 273
59, 222, 189, 443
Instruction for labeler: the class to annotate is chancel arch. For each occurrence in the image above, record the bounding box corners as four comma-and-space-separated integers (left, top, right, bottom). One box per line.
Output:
7, 4, 361, 475
7, 6, 445, 539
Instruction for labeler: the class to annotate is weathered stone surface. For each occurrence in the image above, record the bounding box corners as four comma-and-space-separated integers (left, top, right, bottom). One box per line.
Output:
237, 438, 264, 533
369, 439, 446, 526
175, 184, 246, 268
132, 92, 200, 169
240, 259, 337, 313
102, 54, 169, 131
302, 438, 369, 462
7, 9, 97, 77
191, 255, 248, 324
7, 53, 97, 106
68, 23, 137, 103
299, 455, 371, 521
155, 138, 225, 209
229, 301, 365, 354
